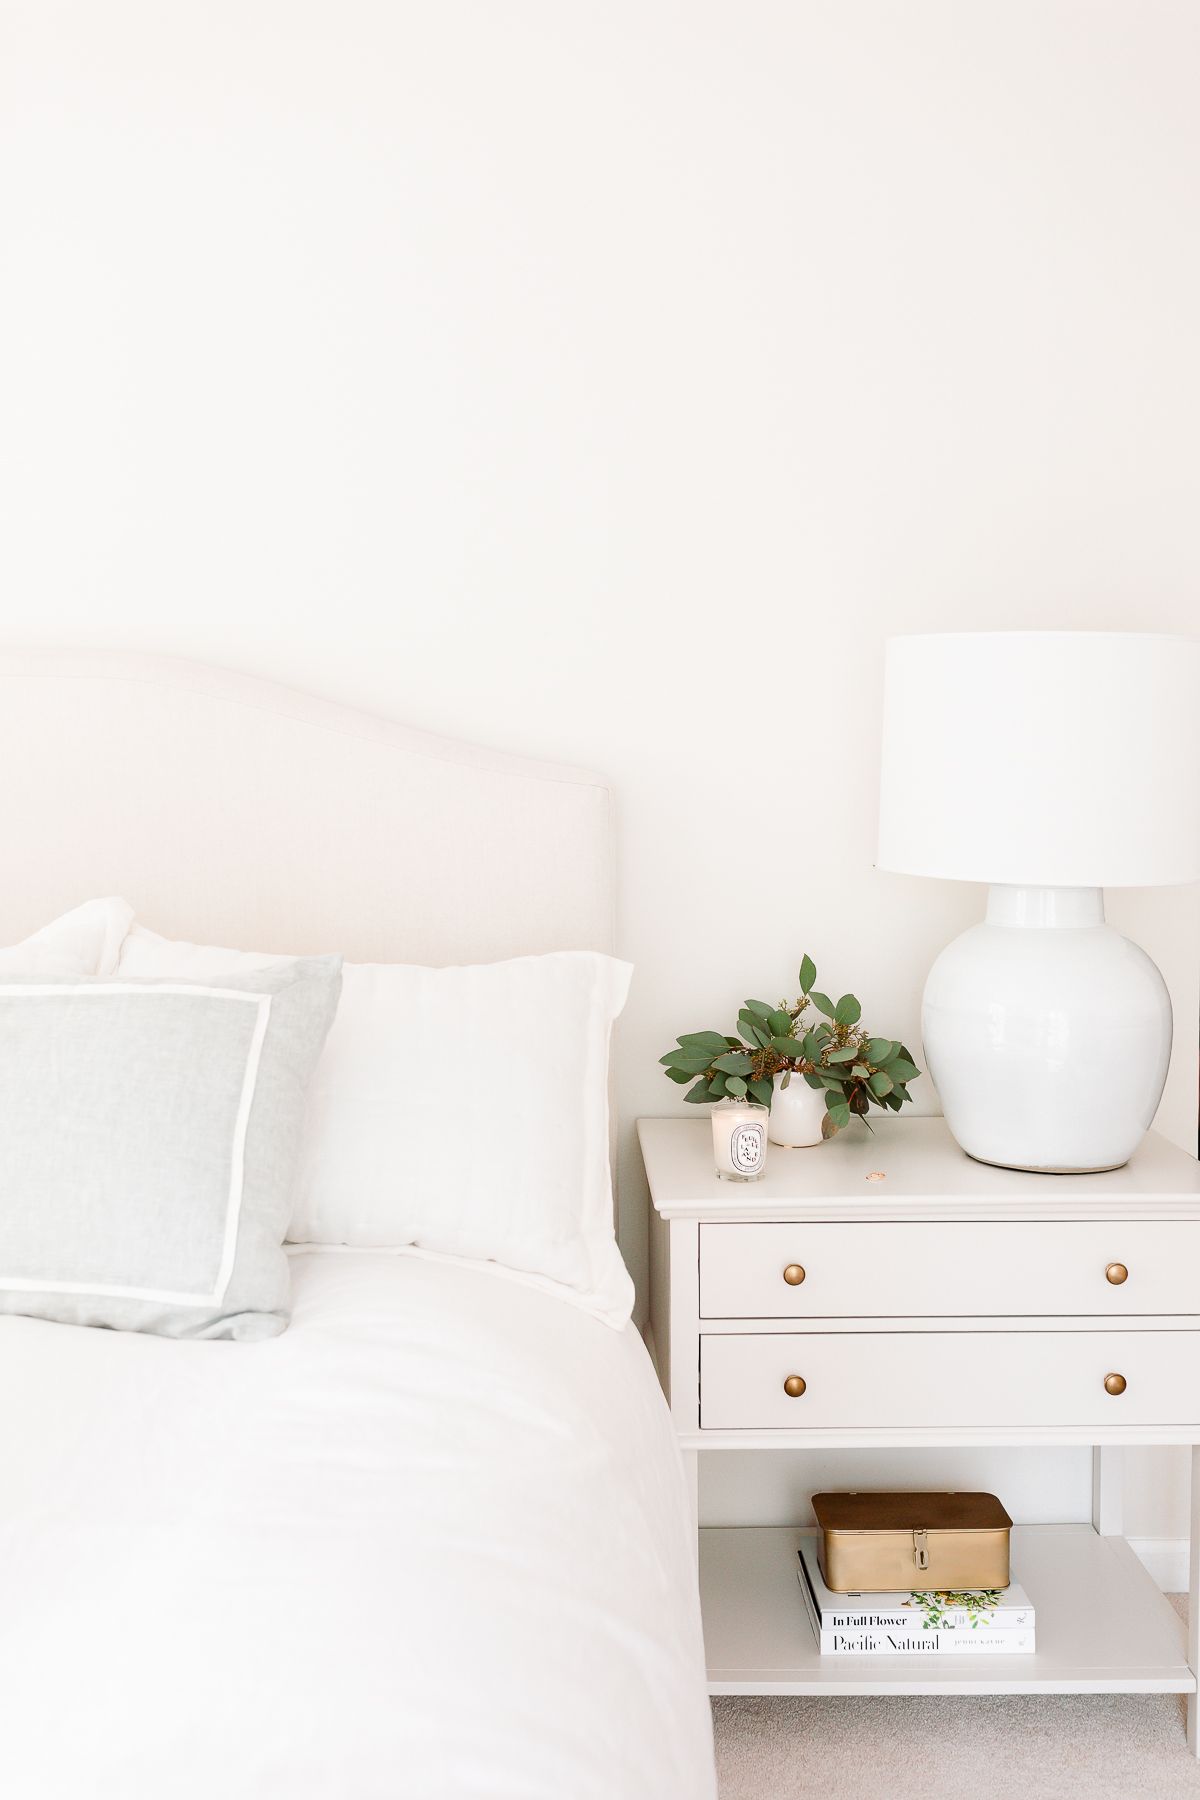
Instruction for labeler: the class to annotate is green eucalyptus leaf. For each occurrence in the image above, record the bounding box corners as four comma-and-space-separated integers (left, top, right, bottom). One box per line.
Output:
809, 990, 836, 1018
743, 999, 774, 1020
825, 1100, 851, 1133
748, 1078, 774, 1107
825, 1045, 858, 1063
888, 1058, 920, 1083
803, 1072, 824, 1089
660, 1052, 714, 1073
768, 1009, 792, 1037
707, 1075, 727, 1098
834, 993, 862, 1026
868, 1070, 894, 1097
684, 1080, 711, 1103
725, 1075, 748, 1097
714, 1052, 753, 1076
678, 1030, 732, 1053
799, 953, 817, 993
665, 1067, 694, 1085
770, 1036, 801, 1057
867, 1038, 895, 1063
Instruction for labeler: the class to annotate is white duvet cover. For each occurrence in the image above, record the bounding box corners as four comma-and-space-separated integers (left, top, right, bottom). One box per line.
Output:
0, 1252, 715, 1800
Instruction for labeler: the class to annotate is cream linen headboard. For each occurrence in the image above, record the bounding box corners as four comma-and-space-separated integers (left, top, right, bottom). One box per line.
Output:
0, 651, 615, 962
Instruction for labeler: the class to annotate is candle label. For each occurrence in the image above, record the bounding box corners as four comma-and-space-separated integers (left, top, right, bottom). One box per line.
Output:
730, 1121, 766, 1176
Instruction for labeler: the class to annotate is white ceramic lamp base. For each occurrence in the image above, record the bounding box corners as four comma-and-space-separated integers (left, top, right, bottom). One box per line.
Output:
922, 885, 1172, 1174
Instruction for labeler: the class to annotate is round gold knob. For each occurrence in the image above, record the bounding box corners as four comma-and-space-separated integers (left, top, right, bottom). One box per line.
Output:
1104, 1372, 1127, 1396
1105, 1263, 1129, 1286
783, 1374, 807, 1398
782, 1264, 806, 1286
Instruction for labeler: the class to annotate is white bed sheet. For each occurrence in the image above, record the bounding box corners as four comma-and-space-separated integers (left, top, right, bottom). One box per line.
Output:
0, 1251, 715, 1800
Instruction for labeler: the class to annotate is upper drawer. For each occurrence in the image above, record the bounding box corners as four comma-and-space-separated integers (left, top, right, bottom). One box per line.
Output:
698, 1220, 1200, 1319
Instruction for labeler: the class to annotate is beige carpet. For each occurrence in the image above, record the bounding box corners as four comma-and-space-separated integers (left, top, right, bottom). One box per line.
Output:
712, 1595, 1200, 1799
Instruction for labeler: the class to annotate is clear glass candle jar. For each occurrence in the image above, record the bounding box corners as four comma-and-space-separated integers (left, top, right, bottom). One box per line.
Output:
711, 1099, 768, 1181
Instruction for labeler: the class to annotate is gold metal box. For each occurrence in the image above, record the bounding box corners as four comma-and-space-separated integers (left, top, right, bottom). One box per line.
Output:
811, 1491, 1013, 1593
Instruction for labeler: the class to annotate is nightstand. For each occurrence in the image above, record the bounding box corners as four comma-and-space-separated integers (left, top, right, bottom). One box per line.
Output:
639, 1114, 1200, 1745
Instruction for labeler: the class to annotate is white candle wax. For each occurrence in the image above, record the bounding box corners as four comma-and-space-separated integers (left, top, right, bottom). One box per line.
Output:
711, 1102, 768, 1181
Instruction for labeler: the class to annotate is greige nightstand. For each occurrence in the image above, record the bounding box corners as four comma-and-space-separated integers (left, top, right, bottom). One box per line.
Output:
640, 1114, 1200, 1740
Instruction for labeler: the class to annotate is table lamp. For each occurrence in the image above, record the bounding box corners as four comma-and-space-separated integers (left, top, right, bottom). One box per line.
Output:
877, 631, 1200, 1172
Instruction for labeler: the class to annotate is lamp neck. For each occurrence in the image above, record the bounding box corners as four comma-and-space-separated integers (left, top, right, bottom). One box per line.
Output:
986, 885, 1106, 929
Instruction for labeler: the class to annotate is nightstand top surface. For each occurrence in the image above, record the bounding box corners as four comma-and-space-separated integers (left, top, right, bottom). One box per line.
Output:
637, 1116, 1200, 1221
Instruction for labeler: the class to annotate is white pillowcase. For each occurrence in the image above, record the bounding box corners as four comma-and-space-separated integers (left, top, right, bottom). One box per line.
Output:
116, 924, 635, 1326
0, 898, 134, 977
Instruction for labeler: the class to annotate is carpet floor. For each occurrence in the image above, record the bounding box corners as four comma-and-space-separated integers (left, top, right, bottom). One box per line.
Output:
712, 1595, 1200, 1799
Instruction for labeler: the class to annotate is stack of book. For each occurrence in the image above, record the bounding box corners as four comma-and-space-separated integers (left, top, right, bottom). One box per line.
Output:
797, 1536, 1036, 1655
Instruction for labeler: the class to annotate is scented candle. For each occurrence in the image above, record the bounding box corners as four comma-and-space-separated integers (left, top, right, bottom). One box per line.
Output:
711, 1100, 768, 1181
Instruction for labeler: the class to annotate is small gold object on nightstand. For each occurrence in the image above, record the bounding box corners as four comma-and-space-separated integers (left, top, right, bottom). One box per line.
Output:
783, 1375, 806, 1398
782, 1263, 806, 1286
812, 1491, 1012, 1591
1104, 1372, 1128, 1395
1106, 1262, 1129, 1285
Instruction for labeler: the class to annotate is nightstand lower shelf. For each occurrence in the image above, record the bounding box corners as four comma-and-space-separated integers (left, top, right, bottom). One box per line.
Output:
701, 1524, 1194, 1696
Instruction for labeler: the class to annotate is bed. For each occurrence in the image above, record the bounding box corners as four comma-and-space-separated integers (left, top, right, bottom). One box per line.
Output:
0, 652, 715, 1800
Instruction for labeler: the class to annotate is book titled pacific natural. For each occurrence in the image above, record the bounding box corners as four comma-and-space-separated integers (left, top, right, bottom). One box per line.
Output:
797, 1536, 1036, 1655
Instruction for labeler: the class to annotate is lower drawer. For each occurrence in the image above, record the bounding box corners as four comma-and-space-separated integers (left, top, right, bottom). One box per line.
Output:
700, 1330, 1200, 1430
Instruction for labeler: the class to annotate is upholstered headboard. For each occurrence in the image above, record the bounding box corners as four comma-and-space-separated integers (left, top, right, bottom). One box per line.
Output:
0, 652, 615, 963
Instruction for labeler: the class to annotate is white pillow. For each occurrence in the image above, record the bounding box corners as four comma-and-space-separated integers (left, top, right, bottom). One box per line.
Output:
116, 924, 635, 1326
0, 898, 134, 977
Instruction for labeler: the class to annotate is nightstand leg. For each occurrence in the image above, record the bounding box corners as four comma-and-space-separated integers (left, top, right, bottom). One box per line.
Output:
682, 1449, 699, 1560
1188, 1445, 1200, 1757
1091, 1446, 1123, 1536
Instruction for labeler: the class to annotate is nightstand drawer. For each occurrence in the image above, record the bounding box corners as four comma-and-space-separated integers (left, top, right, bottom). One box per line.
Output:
698, 1221, 1200, 1319
700, 1330, 1200, 1430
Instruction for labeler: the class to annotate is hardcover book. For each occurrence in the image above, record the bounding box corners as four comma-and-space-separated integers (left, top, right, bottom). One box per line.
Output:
798, 1536, 1036, 1655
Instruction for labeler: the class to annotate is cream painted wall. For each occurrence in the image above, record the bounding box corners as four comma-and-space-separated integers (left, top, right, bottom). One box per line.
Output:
3, 2, 1198, 1544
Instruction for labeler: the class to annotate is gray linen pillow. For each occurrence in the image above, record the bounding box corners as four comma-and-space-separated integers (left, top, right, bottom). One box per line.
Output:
0, 957, 341, 1339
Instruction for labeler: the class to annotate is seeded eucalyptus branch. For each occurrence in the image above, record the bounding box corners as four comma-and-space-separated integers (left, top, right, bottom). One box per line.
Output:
659, 953, 920, 1138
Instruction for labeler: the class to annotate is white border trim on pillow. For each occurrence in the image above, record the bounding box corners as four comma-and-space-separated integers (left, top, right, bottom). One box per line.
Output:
0, 983, 272, 1306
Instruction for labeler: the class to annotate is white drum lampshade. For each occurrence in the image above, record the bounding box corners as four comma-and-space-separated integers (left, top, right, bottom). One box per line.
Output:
878, 632, 1200, 1172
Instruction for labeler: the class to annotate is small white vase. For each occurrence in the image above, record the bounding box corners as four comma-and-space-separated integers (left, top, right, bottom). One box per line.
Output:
767, 1072, 827, 1147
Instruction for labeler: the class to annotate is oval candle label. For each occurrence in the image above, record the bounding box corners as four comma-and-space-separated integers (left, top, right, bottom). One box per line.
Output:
730, 1121, 766, 1175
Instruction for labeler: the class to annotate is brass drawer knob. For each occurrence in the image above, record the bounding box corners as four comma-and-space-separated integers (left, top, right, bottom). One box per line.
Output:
1104, 1372, 1127, 1396
1105, 1263, 1129, 1286
782, 1263, 806, 1286
783, 1374, 807, 1398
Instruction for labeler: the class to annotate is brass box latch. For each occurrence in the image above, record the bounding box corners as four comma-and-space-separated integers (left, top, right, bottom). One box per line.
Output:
913, 1528, 930, 1572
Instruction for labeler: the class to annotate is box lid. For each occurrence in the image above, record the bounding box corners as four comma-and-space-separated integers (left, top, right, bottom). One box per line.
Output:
811, 1491, 1013, 1533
